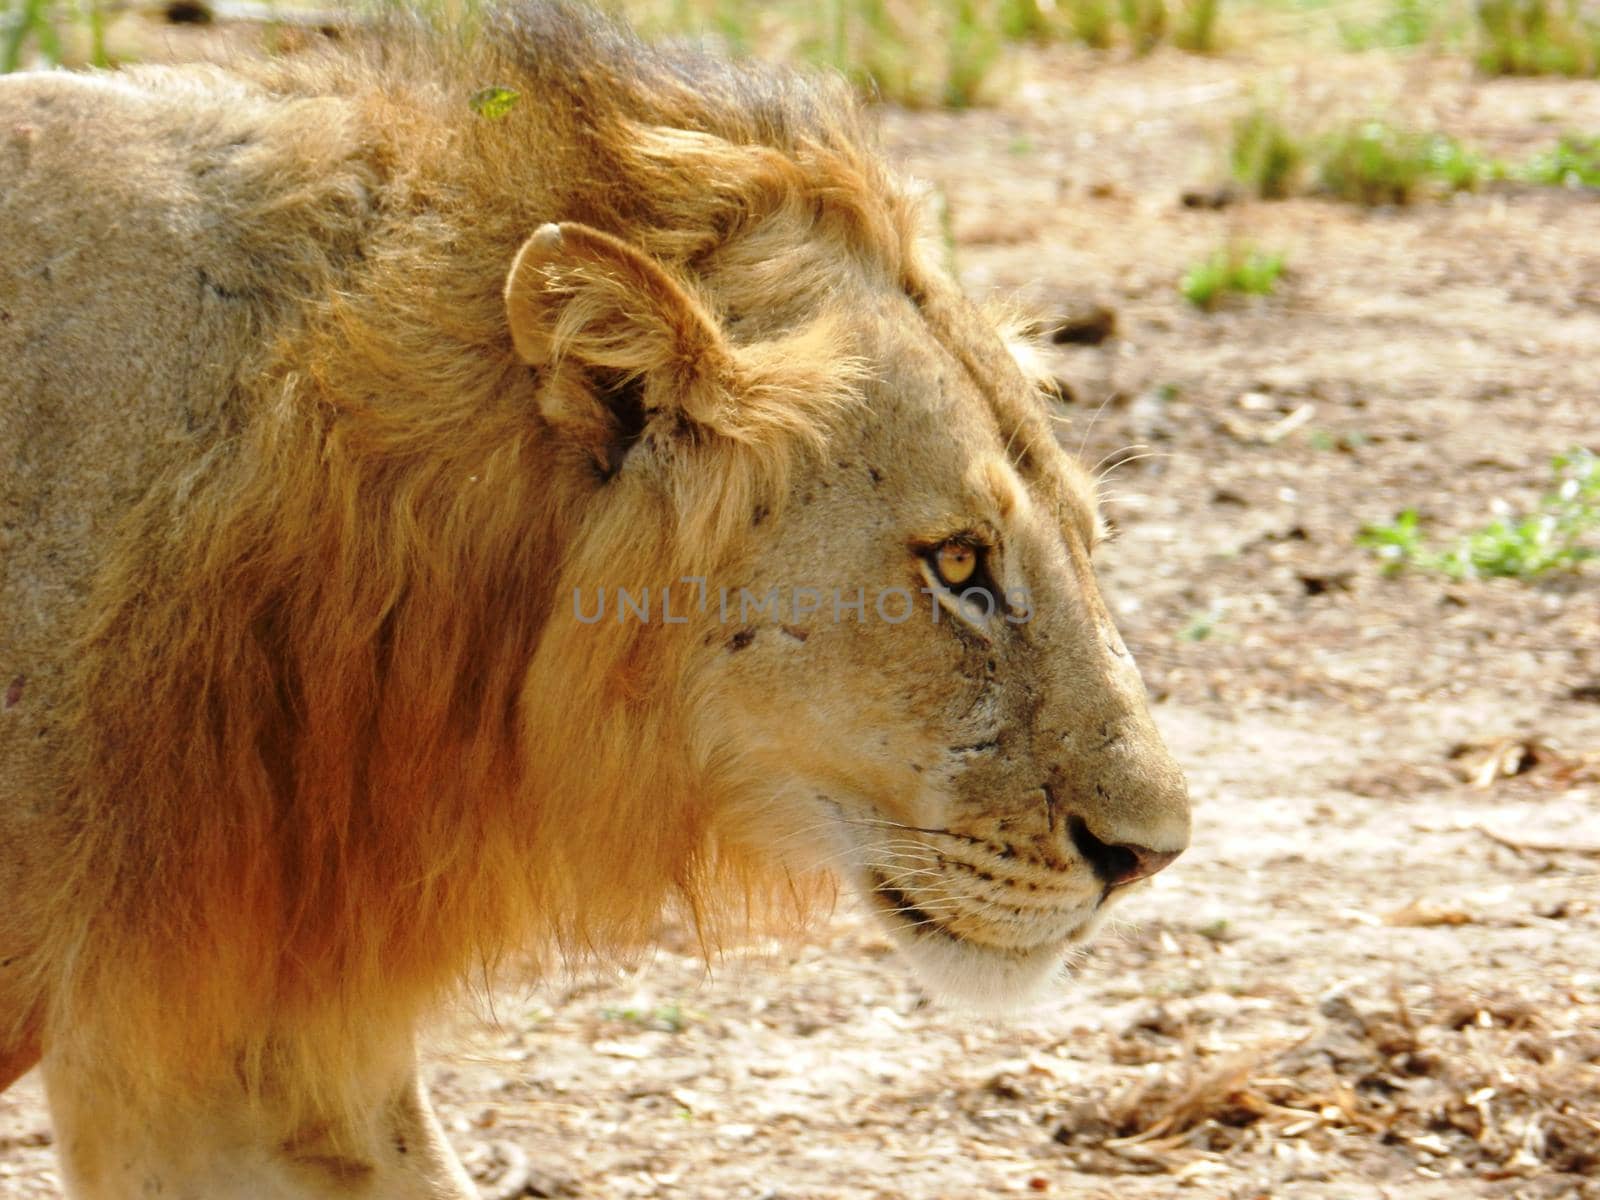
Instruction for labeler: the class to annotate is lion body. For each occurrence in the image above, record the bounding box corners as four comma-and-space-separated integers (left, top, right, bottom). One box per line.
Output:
1, 65, 334, 1066
0, 6, 1188, 1196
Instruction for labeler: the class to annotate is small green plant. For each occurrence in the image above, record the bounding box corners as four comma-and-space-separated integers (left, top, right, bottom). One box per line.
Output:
619, 1, 1010, 108
2, 0, 108, 73
1230, 106, 1307, 199
3, 0, 57, 73
805, 0, 1010, 109
1180, 244, 1286, 310
1340, 0, 1451, 51
1063, 0, 1117, 46
1178, 605, 1226, 641
1054, 0, 1221, 53
998, 0, 1057, 39
1419, 132, 1496, 191
1316, 121, 1488, 205
1475, 0, 1600, 77
1120, 0, 1168, 53
941, 0, 1006, 107
1224, 110, 1496, 205
1359, 448, 1600, 580
1519, 134, 1600, 186
600, 1002, 694, 1032
1173, 0, 1222, 52
1358, 508, 1430, 570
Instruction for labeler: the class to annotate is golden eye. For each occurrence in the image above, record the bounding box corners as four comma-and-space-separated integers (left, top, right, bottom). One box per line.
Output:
934, 540, 978, 588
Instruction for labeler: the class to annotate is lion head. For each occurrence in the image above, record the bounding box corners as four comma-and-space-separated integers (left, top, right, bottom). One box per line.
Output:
502, 212, 1190, 1011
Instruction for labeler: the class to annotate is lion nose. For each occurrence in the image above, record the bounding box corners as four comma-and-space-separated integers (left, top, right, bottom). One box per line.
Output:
1068, 816, 1183, 888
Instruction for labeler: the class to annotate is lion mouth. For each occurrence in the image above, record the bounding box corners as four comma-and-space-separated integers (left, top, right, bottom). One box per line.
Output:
856, 865, 1101, 1010
864, 867, 1089, 958
868, 874, 957, 940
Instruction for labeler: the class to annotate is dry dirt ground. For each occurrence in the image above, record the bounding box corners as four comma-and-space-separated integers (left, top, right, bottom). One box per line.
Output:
3, 11, 1599, 1200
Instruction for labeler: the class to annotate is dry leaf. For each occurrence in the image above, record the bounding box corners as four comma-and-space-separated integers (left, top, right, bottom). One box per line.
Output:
1384, 900, 1475, 928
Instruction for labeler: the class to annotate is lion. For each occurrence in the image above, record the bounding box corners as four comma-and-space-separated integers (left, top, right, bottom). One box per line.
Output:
0, 4, 1189, 1195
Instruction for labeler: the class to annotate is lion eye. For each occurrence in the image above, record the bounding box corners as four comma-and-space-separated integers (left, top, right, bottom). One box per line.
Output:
933, 540, 978, 588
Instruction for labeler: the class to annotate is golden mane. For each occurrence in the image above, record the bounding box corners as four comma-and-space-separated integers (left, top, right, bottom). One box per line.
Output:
36, 2, 913, 1116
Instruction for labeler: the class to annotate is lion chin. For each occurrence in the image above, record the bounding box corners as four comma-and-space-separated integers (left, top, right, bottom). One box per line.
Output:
856, 873, 1112, 1013
885, 925, 1093, 1014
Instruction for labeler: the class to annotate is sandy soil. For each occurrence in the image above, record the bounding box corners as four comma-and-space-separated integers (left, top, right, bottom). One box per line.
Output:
3, 14, 1599, 1200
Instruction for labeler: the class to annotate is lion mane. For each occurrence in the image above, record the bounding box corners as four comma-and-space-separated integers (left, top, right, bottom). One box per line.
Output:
5, 3, 918, 1116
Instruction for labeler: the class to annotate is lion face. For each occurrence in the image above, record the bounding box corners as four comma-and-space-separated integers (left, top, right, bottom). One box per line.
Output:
506, 221, 1188, 1009
687, 295, 1189, 1009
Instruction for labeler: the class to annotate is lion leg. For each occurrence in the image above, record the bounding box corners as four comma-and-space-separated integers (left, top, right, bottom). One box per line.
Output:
44, 1051, 479, 1199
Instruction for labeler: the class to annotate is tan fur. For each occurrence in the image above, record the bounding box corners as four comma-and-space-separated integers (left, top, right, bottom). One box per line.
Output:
0, 5, 1187, 1195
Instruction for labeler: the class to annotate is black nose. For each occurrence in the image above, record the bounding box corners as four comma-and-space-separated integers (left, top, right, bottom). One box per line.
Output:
1069, 816, 1182, 888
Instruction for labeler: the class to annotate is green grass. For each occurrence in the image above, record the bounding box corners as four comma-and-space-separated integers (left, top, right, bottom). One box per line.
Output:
1475, 0, 1600, 77
1055, 0, 1223, 53
0, 0, 1228, 95
997, 0, 1057, 39
599, 1001, 696, 1032
1230, 105, 1308, 198
1179, 606, 1226, 641
0, 0, 1031, 106
1316, 120, 1490, 204
1335, 0, 1600, 69
1419, 131, 1496, 191
1227, 110, 1492, 205
1118, 0, 1168, 52
1359, 448, 1600, 580
1339, 0, 1458, 51
1227, 105, 1600, 204
1174, 0, 1222, 51
3, 0, 107, 73
623, 0, 1225, 106
1064, 0, 1117, 47
619, 0, 1010, 107
1518, 133, 1600, 187
1180, 243, 1286, 309
1308, 429, 1368, 451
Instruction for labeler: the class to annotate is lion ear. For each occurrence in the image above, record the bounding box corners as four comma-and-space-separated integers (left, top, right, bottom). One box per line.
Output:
504, 222, 858, 489
504, 221, 731, 383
